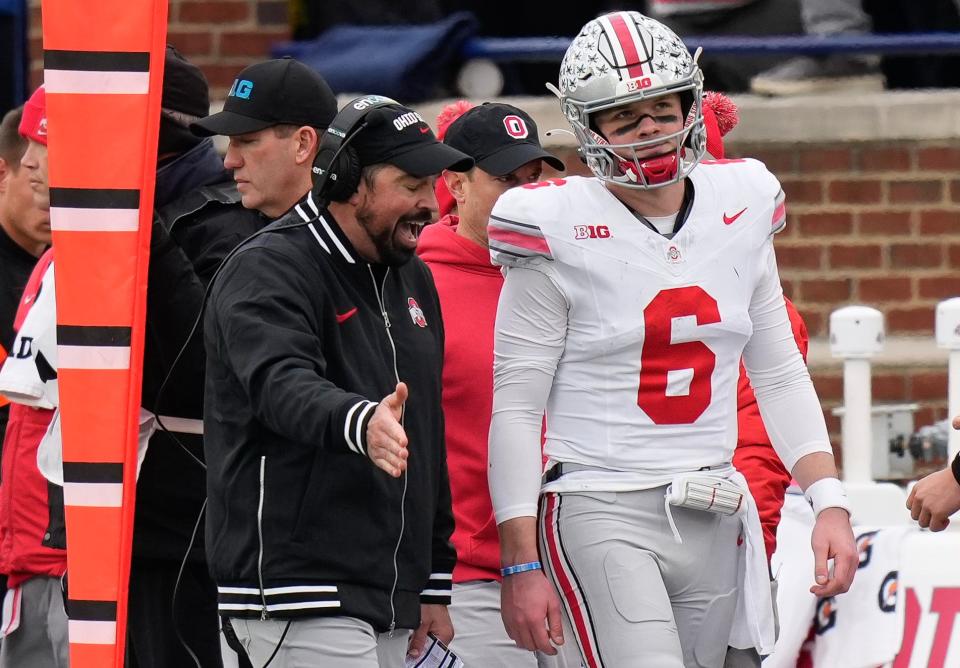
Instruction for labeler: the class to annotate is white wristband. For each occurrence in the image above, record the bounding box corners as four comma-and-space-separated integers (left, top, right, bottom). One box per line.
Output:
804, 477, 851, 518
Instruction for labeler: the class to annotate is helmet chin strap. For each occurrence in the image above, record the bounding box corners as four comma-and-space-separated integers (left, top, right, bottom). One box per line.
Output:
586, 126, 681, 187
633, 153, 679, 186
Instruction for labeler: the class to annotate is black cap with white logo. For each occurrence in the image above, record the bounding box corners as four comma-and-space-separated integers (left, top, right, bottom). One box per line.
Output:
351, 104, 474, 178
190, 58, 337, 137
442, 103, 565, 176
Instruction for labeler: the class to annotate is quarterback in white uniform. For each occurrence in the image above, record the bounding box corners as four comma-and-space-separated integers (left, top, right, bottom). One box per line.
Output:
487, 10, 858, 668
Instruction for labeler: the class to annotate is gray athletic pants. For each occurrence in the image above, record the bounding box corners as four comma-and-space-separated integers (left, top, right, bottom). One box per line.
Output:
0, 576, 69, 668
449, 579, 581, 667
538, 488, 743, 668
230, 615, 411, 667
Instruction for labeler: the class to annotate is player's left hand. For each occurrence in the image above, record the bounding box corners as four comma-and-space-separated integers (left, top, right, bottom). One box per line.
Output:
407, 603, 454, 660
809, 507, 857, 597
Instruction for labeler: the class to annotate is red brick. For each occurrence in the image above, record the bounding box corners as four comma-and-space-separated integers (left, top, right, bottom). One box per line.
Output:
913, 407, 939, 433
890, 243, 944, 269
859, 147, 911, 172
858, 211, 912, 236
775, 244, 823, 270
781, 179, 824, 205
824, 412, 842, 437
887, 307, 935, 333
951, 180, 960, 203
801, 278, 853, 302
828, 244, 883, 269
167, 31, 213, 57
798, 148, 853, 173
918, 210, 960, 235
812, 374, 843, 402
888, 180, 944, 204
257, 0, 288, 25
917, 146, 960, 171
950, 244, 960, 266
800, 309, 826, 336
777, 214, 797, 238
739, 147, 796, 175
918, 276, 960, 300
858, 277, 912, 302
795, 212, 853, 236
781, 279, 797, 300
828, 179, 882, 204
179, 0, 251, 23
873, 374, 907, 401
911, 372, 949, 401
220, 30, 288, 57
28, 36, 42, 63
201, 64, 251, 90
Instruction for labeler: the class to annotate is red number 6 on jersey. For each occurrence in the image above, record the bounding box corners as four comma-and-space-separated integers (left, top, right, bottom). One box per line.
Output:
638, 286, 721, 424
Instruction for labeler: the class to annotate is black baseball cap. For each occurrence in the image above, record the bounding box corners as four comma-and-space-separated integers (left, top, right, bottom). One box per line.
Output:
443, 103, 565, 176
351, 104, 474, 178
159, 46, 209, 155
190, 58, 337, 137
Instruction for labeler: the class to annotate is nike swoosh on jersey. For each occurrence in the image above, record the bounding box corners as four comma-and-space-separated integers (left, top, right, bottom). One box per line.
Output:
723, 207, 748, 225
336, 307, 358, 324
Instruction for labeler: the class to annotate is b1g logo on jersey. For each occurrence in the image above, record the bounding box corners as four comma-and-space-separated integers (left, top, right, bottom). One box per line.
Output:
407, 298, 427, 328
574, 225, 611, 240
878, 571, 897, 613
503, 115, 529, 138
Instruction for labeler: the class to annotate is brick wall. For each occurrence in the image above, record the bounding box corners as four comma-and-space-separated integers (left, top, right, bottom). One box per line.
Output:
27, 0, 290, 96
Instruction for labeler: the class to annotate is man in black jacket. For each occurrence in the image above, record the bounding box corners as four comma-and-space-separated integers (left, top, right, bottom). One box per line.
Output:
204, 102, 473, 666
128, 46, 268, 668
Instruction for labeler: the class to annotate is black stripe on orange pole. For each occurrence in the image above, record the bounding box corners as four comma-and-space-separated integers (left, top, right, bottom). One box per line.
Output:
41, 0, 168, 665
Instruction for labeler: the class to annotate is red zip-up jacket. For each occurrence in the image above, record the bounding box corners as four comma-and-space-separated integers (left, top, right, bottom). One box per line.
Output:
0, 249, 66, 587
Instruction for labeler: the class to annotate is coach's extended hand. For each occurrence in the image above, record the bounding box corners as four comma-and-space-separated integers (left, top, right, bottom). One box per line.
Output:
367, 382, 409, 477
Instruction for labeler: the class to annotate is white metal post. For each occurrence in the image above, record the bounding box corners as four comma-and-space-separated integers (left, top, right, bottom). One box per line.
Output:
830, 305, 885, 484
935, 298, 960, 459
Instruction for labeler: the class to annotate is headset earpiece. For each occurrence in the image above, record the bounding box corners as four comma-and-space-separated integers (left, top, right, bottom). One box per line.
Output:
312, 95, 398, 203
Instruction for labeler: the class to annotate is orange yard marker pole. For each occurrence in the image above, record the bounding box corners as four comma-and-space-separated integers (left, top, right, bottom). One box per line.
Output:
40, 1, 168, 665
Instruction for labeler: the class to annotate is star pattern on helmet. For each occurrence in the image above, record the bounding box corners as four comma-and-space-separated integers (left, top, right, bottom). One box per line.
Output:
559, 11, 696, 93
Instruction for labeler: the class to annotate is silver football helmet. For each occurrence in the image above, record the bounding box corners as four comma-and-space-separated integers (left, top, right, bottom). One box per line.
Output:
556, 11, 706, 189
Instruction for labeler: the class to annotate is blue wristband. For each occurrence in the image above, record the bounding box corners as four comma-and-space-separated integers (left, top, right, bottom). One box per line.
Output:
500, 561, 542, 577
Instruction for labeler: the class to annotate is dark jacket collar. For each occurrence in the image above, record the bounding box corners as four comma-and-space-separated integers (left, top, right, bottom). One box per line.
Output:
154, 139, 229, 209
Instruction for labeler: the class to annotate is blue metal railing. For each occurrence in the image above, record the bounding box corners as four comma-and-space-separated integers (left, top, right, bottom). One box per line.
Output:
461, 32, 960, 63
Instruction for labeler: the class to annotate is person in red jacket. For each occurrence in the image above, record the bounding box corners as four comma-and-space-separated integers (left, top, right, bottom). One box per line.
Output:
421, 97, 805, 667
0, 84, 67, 668
419, 101, 565, 667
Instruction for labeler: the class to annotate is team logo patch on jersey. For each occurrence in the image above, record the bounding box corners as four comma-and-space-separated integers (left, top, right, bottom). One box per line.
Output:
814, 597, 837, 635
408, 298, 427, 328
878, 570, 898, 613
666, 244, 683, 263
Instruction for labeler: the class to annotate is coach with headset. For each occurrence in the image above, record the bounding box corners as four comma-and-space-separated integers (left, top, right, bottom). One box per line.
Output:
202, 95, 473, 666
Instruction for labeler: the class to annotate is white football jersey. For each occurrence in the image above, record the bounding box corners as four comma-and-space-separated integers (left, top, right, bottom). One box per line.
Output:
489, 159, 794, 478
